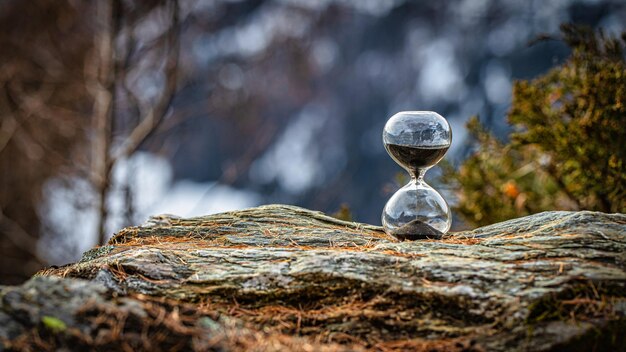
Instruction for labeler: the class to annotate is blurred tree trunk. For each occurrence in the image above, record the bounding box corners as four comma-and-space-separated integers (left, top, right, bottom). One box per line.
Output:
91, 0, 119, 247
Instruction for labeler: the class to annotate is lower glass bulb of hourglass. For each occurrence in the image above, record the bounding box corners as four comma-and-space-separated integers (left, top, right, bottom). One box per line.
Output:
382, 180, 451, 240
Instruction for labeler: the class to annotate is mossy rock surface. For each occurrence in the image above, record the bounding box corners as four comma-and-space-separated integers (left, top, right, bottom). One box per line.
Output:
2, 205, 625, 351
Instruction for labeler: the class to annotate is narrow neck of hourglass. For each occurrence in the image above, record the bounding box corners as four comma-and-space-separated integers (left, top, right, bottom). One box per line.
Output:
410, 167, 429, 183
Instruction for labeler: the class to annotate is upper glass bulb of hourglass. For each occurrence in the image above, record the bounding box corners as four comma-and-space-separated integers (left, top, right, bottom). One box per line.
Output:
382, 111, 452, 240
383, 111, 452, 176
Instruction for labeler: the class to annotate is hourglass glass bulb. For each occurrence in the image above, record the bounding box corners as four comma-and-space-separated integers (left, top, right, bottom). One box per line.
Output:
382, 180, 451, 239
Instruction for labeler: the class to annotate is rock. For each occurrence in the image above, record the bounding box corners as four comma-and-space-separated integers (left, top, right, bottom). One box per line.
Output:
2, 205, 625, 351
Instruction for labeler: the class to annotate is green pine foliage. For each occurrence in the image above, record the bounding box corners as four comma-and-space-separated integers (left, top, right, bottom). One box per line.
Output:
445, 25, 626, 226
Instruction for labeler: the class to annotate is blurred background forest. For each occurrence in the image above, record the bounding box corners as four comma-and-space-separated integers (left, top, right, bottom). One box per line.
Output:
1, 0, 625, 284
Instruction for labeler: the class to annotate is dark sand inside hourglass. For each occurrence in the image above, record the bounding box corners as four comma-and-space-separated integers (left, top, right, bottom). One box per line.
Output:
384, 143, 449, 240
391, 220, 444, 240
384, 144, 449, 175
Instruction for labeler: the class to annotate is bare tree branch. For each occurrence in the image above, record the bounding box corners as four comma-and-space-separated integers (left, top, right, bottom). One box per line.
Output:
111, 0, 180, 164
2, 81, 59, 159
119, 27, 143, 123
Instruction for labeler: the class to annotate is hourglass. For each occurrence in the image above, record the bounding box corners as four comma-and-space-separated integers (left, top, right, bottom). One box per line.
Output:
382, 111, 452, 240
